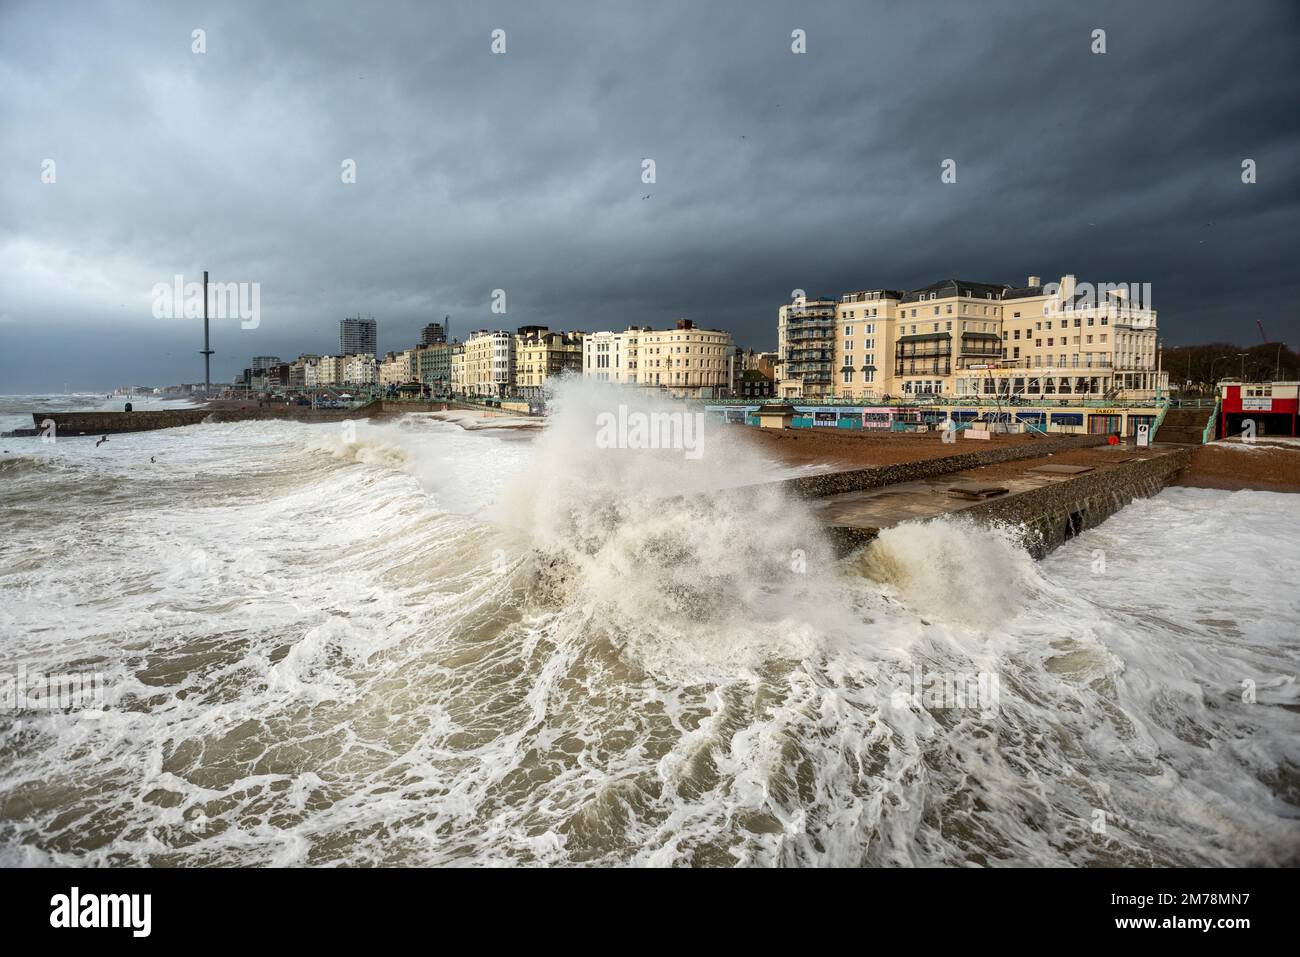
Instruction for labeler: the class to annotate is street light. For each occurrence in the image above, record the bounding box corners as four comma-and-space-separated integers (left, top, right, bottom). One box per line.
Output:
1207, 355, 1230, 396
1238, 352, 1249, 381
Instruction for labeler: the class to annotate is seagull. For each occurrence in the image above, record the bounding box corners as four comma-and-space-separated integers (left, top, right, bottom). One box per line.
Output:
642, 194, 651, 200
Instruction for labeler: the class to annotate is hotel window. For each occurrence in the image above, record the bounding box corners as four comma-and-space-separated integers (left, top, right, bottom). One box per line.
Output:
1035, 339, 1042, 348
842, 369, 853, 384
1013, 346, 1020, 358
1013, 329, 1021, 339
1087, 316, 1094, 326
1046, 321, 1052, 330
1047, 338, 1054, 347
845, 325, 853, 335
1013, 312, 1021, 318
1100, 334, 1108, 342
946, 305, 953, 314
1074, 318, 1081, 327
866, 323, 874, 333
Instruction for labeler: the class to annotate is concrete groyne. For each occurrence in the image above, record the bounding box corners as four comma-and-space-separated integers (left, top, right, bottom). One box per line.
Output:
811, 445, 1190, 558
15, 400, 466, 436
775, 434, 1111, 499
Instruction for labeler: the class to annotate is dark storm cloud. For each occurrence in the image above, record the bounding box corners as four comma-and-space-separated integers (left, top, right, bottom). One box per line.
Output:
1, 0, 1297, 390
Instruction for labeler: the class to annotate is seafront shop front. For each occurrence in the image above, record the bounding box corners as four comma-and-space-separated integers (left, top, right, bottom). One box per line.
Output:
703, 401, 1162, 436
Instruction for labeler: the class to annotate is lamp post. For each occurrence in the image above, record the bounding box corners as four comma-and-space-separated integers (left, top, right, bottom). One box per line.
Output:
1207, 355, 1230, 397
1238, 352, 1249, 382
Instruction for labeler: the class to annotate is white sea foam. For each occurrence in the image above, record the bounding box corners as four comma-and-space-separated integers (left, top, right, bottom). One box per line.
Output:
0, 389, 1296, 866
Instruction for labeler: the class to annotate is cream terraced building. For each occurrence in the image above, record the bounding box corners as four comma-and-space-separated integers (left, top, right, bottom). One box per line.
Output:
313, 355, 344, 387
583, 320, 734, 399
343, 353, 377, 387
462, 330, 516, 398
833, 289, 903, 401
514, 327, 583, 398
989, 275, 1163, 401
782, 273, 1166, 402
379, 350, 415, 387
450, 343, 465, 392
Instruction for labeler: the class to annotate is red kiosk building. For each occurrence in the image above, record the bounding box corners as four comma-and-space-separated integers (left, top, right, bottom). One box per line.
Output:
1218, 380, 1299, 439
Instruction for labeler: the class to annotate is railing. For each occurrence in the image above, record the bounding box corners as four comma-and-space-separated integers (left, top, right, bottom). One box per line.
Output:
699, 395, 1167, 409
1148, 397, 1171, 442
1203, 397, 1221, 444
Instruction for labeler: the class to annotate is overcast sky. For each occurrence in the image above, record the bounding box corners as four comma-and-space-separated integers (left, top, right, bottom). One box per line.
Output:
2, 0, 1297, 391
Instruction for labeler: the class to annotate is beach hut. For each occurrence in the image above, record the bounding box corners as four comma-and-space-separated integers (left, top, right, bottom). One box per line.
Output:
756, 404, 797, 429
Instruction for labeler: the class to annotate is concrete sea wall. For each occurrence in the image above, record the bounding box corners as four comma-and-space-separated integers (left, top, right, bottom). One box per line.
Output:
778, 434, 1111, 499
961, 446, 1191, 557
823, 447, 1190, 559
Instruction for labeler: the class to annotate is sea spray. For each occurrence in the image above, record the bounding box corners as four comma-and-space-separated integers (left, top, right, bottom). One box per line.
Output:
498, 379, 857, 674
860, 518, 1040, 630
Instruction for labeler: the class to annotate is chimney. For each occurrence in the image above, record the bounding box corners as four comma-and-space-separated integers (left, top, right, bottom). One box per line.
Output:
676, 319, 694, 330
1027, 275, 1041, 288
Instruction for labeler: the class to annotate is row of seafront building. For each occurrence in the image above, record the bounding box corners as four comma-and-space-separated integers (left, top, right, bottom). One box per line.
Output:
226, 269, 1168, 423
230, 316, 767, 402
712, 271, 1174, 440
457, 320, 742, 400
777, 273, 1166, 403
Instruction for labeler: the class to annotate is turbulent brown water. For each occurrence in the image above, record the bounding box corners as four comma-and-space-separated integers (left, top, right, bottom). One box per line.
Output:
1, 385, 1298, 866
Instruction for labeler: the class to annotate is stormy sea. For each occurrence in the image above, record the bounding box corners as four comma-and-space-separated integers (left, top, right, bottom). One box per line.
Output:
1, 384, 1297, 866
